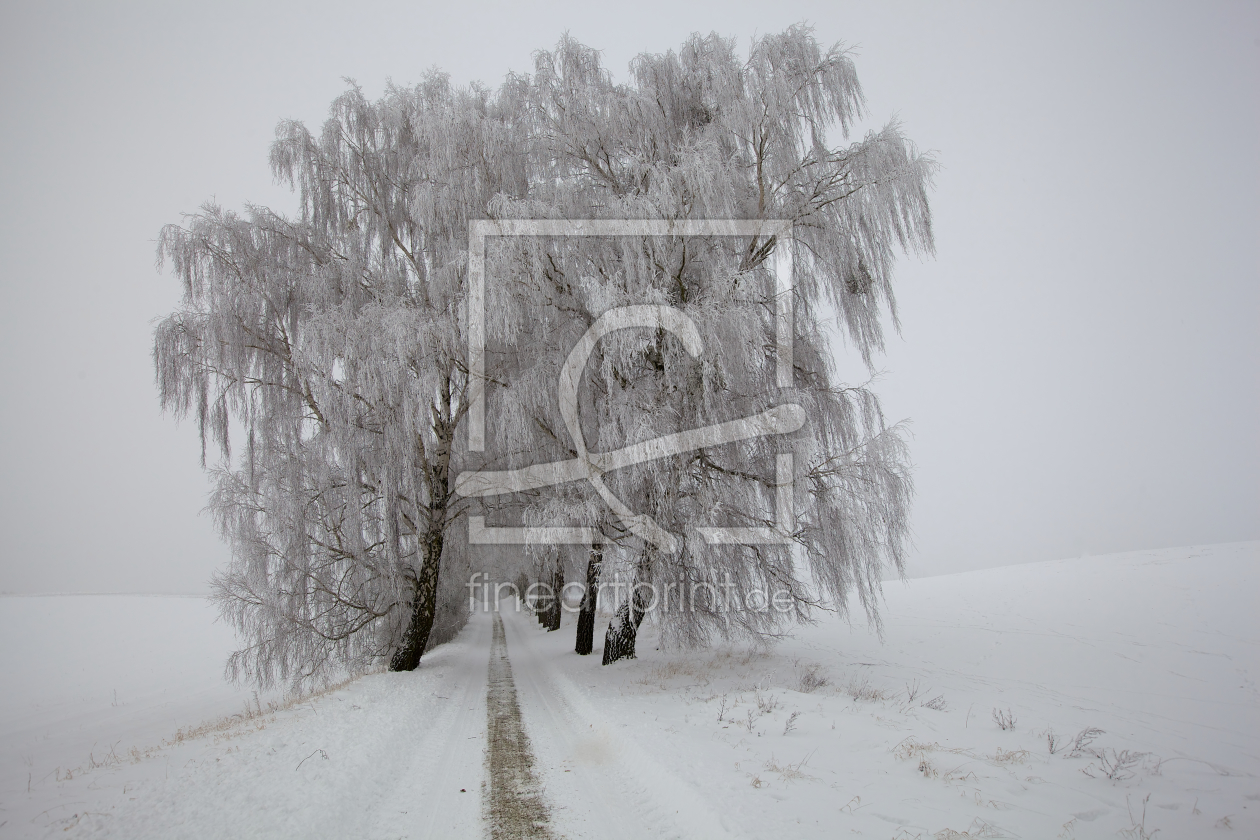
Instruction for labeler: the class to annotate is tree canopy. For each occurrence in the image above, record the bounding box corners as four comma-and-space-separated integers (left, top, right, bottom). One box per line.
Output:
155, 25, 934, 689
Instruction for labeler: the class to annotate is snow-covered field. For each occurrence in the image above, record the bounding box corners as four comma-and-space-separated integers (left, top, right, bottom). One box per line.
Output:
0, 596, 274, 835
2, 542, 1256, 838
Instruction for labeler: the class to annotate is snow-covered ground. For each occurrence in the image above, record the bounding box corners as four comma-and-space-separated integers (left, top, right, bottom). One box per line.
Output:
2, 542, 1256, 838
0, 596, 274, 835
537, 541, 1259, 839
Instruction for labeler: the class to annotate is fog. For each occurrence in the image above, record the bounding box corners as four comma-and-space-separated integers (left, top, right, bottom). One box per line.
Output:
1, 0, 1255, 594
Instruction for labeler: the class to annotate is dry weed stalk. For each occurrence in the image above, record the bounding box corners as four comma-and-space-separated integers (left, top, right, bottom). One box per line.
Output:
1118, 793, 1161, 839
765, 751, 817, 783
1082, 748, 1148, 782
1067, 727, 1105, 757
796, 664, 830, 693
990, 747, 1028, 765
847, 676, 893, 702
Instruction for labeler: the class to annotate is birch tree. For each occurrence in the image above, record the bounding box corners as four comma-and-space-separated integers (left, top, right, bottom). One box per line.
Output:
155, 75, 531, 686
474, 27, 935, 660
155, 25, 935, 684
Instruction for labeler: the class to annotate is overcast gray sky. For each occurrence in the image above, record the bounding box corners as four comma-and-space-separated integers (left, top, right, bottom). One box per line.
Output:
1, 0, 1255, 594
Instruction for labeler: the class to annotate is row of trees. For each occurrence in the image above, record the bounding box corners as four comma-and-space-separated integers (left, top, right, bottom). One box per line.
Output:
154, 26, 934, 689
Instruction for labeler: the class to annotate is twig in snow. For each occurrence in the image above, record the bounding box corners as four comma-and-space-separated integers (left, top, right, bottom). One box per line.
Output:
296, 749, 328, 770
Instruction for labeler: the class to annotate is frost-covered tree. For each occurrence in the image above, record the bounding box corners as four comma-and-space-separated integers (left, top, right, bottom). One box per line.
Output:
155, 25, 934, 685
471, 29, 935, 661
155, 77, 532, 686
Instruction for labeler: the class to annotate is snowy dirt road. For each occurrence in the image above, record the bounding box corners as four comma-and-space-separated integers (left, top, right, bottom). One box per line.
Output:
47, 609, 726, 840
498, 610, 737, 840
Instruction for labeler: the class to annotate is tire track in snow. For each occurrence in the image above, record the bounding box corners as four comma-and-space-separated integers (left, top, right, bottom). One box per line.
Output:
366, 614, 491, 840
485, 613, 554, 840
500, 610, 740, 840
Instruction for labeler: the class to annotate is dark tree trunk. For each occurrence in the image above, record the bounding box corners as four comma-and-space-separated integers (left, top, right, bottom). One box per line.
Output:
513, 572, 530, 613
602, 587, 647, 665
546, 567, 563, 631
534, 577, 548, 625
391, 381, 456, 673
389, 527, 444, 671
575, 546, 602, 655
